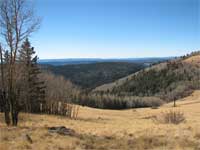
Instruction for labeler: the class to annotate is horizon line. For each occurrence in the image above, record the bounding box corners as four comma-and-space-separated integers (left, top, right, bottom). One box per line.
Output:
38, 56, 176, 60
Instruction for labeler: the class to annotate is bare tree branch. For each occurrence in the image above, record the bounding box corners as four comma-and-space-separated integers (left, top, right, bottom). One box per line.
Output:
0, 0, 41, 126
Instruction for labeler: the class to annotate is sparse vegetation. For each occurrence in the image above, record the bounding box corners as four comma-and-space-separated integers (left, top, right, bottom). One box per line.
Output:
153, 110, 186, 124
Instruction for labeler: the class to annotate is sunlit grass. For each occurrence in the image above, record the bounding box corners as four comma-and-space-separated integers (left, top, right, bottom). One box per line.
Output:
0, 91, 200, 150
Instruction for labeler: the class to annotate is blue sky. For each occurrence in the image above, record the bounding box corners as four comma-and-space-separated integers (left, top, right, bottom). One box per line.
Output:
32, 0, 199, 59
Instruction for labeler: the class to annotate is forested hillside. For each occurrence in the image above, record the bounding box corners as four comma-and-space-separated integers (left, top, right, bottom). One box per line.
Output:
121, 53, 199, 95
42, 62, 145, 89
79, 52, 200, 109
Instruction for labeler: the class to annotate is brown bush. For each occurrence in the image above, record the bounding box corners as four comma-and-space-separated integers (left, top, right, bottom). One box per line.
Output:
154, 110, 186, 124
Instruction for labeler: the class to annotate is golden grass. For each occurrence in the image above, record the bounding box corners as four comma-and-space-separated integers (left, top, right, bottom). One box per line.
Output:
1, 91, 200, 150
183, 55, 200, 66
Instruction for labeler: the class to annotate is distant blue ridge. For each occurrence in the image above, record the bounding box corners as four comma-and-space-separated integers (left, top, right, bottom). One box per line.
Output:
38, 57, 174, 66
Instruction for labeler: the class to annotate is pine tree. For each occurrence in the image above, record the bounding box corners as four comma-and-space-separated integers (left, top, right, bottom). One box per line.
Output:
18, 39, 45, 113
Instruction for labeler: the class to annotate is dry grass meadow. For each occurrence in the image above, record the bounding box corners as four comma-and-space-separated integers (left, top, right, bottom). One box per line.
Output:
1, 91, 200, 150
183, 55, 200, 66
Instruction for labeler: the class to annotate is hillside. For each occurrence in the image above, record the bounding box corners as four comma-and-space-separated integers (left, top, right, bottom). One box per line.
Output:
1, 90, 200, 150
94, 53, 200, 102
93, 62, 168, 92
183, 55, 200, 65
42, 62, 145, 89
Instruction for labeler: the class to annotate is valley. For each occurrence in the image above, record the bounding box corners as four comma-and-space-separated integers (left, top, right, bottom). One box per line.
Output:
0, 0, 199, 149
1, 90, 200, 150
42, 62, 145, 89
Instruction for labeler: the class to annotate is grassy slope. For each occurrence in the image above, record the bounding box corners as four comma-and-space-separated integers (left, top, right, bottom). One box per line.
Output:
1, 91, 200, 150
183, 55, 200, 65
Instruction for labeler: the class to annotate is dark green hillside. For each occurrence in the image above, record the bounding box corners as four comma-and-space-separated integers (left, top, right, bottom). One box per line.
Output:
111, 60, 200, 100
43, 62, 144, 89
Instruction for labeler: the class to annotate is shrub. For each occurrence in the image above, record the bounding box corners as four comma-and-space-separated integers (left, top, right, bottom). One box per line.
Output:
154, 110, 186, 124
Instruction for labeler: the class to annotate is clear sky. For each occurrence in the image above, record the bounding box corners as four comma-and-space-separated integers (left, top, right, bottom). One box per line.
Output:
32, 0, 199, 59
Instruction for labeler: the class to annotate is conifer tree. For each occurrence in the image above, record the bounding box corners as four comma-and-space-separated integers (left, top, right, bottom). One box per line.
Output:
0, 0, 41, 126
19, 39, 45, 113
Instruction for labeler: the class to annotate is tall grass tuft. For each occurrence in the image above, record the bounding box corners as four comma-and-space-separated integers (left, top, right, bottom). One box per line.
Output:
154, 110, 186, 124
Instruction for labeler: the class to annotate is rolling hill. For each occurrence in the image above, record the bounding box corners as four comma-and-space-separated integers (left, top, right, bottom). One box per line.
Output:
40, 57, 173, 89
42, 62, 145, 89
94, 52, 200, 96
86, 52, 200, 109
93, 61, 169, 92
94, 54, 200, 92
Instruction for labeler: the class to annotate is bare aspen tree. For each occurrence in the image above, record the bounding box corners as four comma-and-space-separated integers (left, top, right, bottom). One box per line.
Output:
0, 0, 41, 126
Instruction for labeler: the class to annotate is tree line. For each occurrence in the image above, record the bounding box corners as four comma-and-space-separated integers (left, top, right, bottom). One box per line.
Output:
0, 0, 80, 126
0, 0, 42, 126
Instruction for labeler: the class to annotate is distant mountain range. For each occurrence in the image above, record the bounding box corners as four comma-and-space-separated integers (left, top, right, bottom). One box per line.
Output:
38, 57, 174, 66
40, 57, 175, 89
